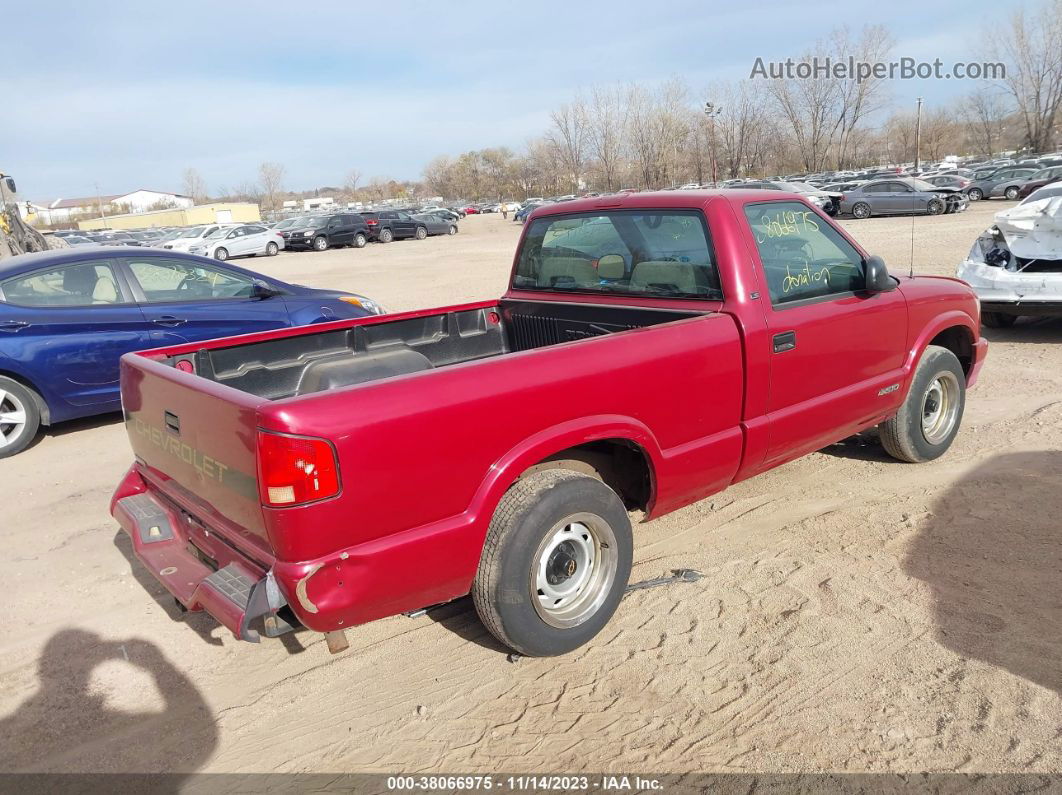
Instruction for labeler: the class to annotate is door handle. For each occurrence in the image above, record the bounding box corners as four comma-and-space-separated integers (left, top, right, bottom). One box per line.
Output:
773, 331, 797, 353
152, 316, 187, 327
0, 321, 29, 332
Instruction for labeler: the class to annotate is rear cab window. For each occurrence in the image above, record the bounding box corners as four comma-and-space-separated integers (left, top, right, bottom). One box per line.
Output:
743, 201, 865, 306
513, 210, 721, 299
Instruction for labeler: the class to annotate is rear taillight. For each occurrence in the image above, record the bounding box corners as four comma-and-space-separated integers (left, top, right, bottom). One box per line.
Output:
365, 219, 378, 225
257, 431, 340, 507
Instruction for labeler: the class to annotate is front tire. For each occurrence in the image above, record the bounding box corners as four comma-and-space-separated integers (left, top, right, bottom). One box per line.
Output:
213, 247, 228, 261
852, 202, 872, 219
926, 198, 945, 215
473, 470, 633, 656
879, 345, 965, 463
313, 235, 328, 251
0, 377, 42, 459
981, 311, 1017, 328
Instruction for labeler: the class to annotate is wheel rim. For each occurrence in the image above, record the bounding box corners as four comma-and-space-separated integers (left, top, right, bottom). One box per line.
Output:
854, 204, 869, 218
0, 389, 27, 450
530, 512, 618, 629
921, 372, 960, 445
356, 235, 365, 247
314, 237, 326, 250
267, 243, 277, 255
417, 228, 426, 239
970, 190, 982, 200
215, 248, 227, 260
1005, 188, 1018, 199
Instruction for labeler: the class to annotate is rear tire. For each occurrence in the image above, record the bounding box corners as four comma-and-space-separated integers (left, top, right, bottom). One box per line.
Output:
353, 233, 367, 248
415, 226, 427, 240
447, 225, 458, 235
0, 377, 42, 459
852, 202, 871, 219
1004, 186, 1020, 200
265, 241, 278, 256
378, 228, 393, 243
981, 311, 1017, 328
879, 345, 965, 463
968, 188, 984, 201
473, 470, 633, 656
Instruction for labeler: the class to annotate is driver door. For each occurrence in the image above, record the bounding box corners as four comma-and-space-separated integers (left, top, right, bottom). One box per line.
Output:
742, 200, 908, 467
118, 256, 292, 344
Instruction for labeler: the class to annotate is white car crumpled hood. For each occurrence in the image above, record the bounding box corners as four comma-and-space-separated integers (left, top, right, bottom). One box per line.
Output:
957, 196, 1062, 303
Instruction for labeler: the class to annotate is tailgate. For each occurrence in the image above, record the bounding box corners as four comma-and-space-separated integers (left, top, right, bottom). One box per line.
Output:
120, 351, 271, 558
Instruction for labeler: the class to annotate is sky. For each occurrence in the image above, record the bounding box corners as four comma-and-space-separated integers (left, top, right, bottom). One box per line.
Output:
2, 0, 1023, 201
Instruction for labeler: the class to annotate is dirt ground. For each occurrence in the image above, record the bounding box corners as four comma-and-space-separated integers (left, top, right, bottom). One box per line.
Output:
1, 202, 1061, 776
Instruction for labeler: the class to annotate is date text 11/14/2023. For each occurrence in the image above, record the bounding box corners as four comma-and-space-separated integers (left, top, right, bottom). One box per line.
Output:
385, 775, 663, 791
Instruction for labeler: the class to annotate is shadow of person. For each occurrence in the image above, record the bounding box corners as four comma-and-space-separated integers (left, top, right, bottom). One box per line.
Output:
904, 451, 1062, 694
0, 629, 218, 774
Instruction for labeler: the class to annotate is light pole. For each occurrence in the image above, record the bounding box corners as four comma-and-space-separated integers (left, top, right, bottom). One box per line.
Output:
913, 97, 923, 172
703, 101, 722, 187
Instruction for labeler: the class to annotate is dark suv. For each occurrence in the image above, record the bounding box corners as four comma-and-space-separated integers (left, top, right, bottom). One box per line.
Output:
362, 211, 428, 243
281, 213, 370, 251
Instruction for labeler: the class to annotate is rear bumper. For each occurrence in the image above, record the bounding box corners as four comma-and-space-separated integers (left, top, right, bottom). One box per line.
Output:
111, 468, 290, 643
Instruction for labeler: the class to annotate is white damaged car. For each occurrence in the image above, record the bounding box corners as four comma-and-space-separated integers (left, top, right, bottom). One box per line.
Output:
957, 184, 1062, 328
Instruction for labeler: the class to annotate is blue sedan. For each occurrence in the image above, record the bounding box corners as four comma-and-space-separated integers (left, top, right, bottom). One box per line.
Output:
0, 246, 384, 457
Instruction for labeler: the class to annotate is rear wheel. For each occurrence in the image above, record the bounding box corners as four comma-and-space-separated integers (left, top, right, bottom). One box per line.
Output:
213, 247, 228, 261
353, 233, 367, 248
0, 377, 42, 459
447, 225, 458, 235
378, 228, 393, 243
473, 470, 633, 656
265, 241, 279, 256
879, 345, 965, 463
415, 226, 427, 240
313, 235, 328, 251
968, 188, 984, 201
852, 202, 872, 219
981, 311, 1017, 328
1004, 186, 1020, 200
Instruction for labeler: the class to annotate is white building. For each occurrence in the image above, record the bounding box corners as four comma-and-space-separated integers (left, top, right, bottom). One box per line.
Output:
33, 189, 194, 226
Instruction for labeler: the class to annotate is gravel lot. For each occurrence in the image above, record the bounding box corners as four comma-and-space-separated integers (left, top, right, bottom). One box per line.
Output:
2, 201, 1061, 776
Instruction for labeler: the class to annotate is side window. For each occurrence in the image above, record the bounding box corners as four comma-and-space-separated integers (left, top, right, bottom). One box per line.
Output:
0, 261, 121, 306
863, 184, 886, 194
743, 201, 866, 307
244, 226, 266, 234
126, 258, 256, 302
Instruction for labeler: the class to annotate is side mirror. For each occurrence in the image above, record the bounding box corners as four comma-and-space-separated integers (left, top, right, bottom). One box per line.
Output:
597, 254, 626, 280
251, 280, 280, 300
864, 255, 896, 293
4, 177, 15, 194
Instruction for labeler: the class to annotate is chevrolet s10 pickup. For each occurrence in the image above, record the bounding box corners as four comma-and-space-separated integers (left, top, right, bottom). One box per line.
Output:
111, 190, 987, 656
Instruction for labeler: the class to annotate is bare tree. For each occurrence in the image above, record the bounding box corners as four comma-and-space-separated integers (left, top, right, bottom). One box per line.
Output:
961, 89, 1010, 156
547, 99, 589, 192
992, 0, 1062, 152
766, 49, 840, 172
258, 162, 286, 213
344, 169, 362, 198
181, 168, 208, 204
828, 25, 894, 168
585, 86, 627, 191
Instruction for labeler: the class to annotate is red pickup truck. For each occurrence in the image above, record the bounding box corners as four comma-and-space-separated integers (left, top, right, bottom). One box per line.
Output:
110, 191, 987, 657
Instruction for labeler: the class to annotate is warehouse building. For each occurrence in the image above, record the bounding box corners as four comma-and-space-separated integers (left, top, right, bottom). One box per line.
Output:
77, 202, 261, 231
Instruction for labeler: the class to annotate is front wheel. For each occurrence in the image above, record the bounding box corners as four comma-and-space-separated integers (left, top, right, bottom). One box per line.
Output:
926, 198, 945, 215
473, 470, 633, 656
852, 202, 871, 219
213, 247, 228, 261
313, 235, 328, 251
0, 377, 42, 459
879, 345, 965, 463
353, 233, 367, 248
265, 241, 278, 256
414, 226, 427, 240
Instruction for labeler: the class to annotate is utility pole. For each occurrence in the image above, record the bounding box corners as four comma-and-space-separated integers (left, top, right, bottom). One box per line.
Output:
703, 101, 722, 187
913, 97, 924, 172
95, 182, 108, 221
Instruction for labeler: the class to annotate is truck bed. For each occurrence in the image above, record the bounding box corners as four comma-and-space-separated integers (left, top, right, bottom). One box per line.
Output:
161, 300, 706, 399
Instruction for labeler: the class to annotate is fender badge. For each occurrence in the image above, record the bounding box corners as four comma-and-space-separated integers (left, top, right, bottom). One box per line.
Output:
878, 383, 900, 396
